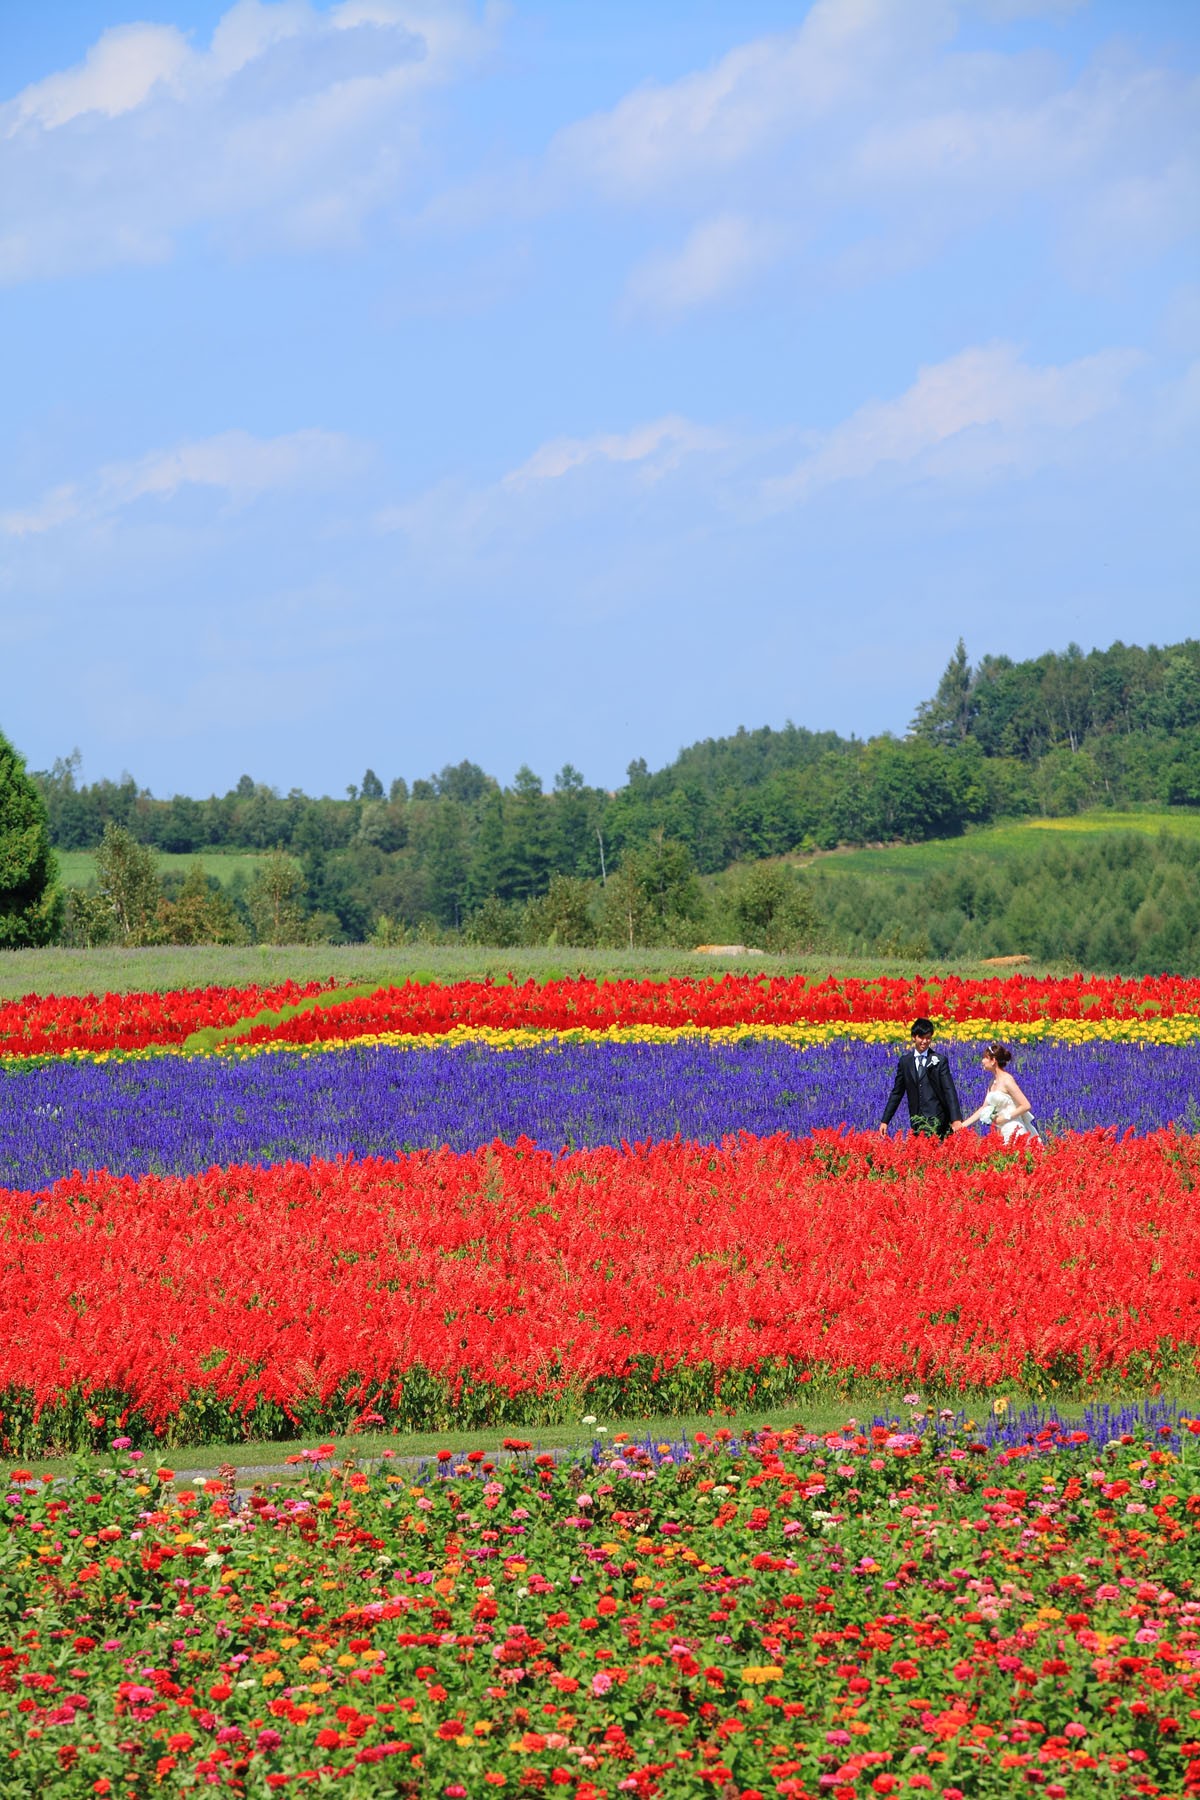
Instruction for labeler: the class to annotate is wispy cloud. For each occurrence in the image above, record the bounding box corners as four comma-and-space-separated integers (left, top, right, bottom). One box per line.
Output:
1, 428, 364, 537
548, 0, 942, 201
378, 340, 1152, 551
764, 342, 1144, 505
535, 0, 1198, 313
0, 0, 490, 282
502, 415, 725, 489
376, 412, 727, 547
623, 215, 784, 317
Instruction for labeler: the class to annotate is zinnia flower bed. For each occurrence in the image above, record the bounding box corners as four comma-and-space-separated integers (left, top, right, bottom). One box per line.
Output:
3, 1421, 1199, 1797
3, 1133, 1199, 1453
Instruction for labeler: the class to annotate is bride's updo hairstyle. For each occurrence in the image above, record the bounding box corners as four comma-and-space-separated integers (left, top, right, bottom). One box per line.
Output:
988, 1042, 1013, 1067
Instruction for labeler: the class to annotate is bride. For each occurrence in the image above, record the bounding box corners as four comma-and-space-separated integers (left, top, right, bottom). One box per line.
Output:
954, 1043, 1041, 1144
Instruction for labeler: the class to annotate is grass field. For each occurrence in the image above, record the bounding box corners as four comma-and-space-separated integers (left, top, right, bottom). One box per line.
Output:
788, 805, 1200, 882
55, 848, 269, 889
0, 943, 1057, 1000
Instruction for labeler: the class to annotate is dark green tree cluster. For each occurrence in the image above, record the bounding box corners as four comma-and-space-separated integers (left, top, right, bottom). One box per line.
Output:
14, 635, 1200, 958
60, 826, 310, 949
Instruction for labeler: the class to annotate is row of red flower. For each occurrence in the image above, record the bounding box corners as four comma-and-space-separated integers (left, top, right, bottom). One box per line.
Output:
2, 1131, 1197, 1449
0, 978, 326, 1058
5, 970, 1200, 1057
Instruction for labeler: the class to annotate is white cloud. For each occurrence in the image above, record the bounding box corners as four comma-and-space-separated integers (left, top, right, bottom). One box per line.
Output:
550, 0, 951, 200
376, 412, 727, 548
1, 428, 363, 537
765, 342, 1144, 504
503, 415, 725, 489
0, 0, 490, 282
5, 23, 192, 132
623, 215, 783, 316
537, 0, 1198, 311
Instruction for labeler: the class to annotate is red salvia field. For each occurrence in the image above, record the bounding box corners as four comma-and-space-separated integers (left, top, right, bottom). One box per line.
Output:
2, 1131, 1197, 1450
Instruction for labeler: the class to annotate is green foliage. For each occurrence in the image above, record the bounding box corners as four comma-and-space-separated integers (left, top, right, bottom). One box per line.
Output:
157, 860, 247, 945
0, 728, 62, 948
597, 836, 708, 948
92, 822, 161, 946
246, 848, 310, 945
519, 873, 598, 947
730, 862, 820, 952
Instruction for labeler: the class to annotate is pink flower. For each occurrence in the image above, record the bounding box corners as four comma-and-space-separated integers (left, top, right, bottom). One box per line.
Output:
591, 1672, 613, 1696
111, 1437, 132, 1450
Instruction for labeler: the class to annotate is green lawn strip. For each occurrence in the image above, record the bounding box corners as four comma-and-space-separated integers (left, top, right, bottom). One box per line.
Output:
14, 1385, 1192, 1486
181, 983, 384, 1052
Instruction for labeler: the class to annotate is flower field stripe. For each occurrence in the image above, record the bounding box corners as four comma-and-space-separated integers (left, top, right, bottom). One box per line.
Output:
10, 1008, 1200, 1072
8, 970, 1200, 1060
5, 1427, 1199, 1796
2, 1133, 1200, 1446
0, 977, 329, 1059
4, 1037, 1198, 1187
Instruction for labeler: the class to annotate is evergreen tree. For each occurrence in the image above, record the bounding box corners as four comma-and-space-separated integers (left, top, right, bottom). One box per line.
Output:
0, 728, 63, 946
911, 639, 974, 743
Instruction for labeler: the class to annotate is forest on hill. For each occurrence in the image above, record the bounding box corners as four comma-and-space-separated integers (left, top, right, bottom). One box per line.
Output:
18, 636, 1200, 969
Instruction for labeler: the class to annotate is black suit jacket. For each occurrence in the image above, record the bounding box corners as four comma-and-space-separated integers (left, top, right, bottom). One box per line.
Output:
882, 1048, 962, 1130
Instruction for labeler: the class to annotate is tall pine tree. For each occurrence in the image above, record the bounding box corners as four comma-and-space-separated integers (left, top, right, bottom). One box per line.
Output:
0, 728, 63, 946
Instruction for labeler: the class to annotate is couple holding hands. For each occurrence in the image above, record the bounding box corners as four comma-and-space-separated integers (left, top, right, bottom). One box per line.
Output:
878, 1017, 1041, 1144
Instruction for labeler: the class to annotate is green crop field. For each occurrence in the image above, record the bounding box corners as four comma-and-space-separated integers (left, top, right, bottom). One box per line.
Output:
54, 849, 269, 890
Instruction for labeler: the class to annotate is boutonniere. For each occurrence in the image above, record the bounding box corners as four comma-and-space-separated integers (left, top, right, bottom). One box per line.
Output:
927, 1055, 939, 1067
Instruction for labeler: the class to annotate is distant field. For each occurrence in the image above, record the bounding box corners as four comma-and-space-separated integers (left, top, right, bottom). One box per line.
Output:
0, 945, 1068, 1001
55, 849, 269, 889
790, 807, 1200, 881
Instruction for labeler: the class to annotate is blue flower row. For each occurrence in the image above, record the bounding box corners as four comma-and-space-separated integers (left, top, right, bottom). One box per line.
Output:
3, 1035, 1198, 1191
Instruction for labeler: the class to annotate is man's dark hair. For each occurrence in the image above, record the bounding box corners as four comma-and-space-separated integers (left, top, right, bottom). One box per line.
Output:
910, 1017, 935, 1037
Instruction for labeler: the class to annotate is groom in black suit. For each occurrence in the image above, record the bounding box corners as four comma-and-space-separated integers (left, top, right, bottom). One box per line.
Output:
878, 1017, 962, 1140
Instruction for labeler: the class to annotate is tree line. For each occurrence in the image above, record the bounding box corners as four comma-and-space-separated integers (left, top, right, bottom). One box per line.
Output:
2, 636, 1199, 962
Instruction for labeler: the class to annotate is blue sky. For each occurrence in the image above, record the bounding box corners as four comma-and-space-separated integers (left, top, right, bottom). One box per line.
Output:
2, 0, 1197, 798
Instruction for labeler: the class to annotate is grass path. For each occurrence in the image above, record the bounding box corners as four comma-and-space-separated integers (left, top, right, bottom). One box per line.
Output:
16, 1388, 1190, 1487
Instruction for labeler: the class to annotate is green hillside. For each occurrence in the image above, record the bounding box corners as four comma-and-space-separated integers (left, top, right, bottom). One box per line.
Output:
767, 810, 1200, 972
791, 807, 1200, 880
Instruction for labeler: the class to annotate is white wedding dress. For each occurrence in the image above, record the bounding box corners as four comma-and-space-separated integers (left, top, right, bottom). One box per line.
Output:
979, 1083, 1041, 1144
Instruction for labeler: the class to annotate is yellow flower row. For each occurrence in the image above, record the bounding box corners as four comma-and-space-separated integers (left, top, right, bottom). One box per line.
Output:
221, 1015, 1200, 1057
